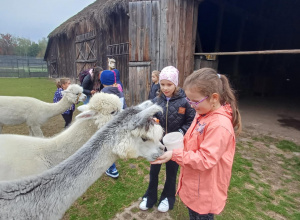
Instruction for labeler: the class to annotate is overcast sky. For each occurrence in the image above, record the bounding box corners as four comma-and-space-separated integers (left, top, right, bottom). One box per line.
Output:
0, 0, 96, 42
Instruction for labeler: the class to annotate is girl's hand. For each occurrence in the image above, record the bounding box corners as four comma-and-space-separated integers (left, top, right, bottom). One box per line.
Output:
151, 151, 173, 164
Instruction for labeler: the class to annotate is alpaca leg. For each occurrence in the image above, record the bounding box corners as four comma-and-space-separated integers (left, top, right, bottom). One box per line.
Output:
30, 125, 44, 137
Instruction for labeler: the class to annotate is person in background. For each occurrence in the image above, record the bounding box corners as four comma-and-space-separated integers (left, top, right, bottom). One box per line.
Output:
107, 58, 124, 91
151, 68, 242, 220
148, 70, 160, 100
100, 70, 127, 178
82, 66, 103, 104
139, 66, 195, 213
53, 78, 74, 128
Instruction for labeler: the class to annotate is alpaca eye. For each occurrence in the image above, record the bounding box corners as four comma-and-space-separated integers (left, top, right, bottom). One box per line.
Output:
141, 137, 148, 142
111, 111, 116, 115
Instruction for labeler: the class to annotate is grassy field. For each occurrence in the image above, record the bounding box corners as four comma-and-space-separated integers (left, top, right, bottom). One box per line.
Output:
1, 78, 299, 220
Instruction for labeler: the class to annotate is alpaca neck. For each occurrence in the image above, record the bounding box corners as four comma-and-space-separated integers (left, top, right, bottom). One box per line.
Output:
47, 95, 74, 118
49, 134, 118, 218
45, 118, 99, 166
1, 131, 119, 219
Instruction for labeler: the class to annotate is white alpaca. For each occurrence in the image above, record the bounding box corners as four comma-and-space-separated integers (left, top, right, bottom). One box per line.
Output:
0, 102, 164, 220
0, 93, 122, 181
0, 84, 86, 137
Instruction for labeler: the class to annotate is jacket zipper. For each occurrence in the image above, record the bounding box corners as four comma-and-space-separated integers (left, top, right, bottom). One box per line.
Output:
165, 100, 169, 134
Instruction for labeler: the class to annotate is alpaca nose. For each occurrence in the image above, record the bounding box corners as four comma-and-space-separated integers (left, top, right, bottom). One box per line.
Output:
159, 145, 165, 151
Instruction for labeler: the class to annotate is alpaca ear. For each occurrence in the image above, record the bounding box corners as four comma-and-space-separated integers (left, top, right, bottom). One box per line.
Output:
76, 110, 97, 120
137, 100, 154, 110
129, 104, 162, 129
77, 105, 88, 112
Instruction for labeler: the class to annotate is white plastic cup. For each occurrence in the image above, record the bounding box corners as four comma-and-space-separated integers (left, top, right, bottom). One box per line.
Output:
163, 132, 184, 151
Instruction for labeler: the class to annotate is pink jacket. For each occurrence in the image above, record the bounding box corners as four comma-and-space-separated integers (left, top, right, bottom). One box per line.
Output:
172, 104, 236, 214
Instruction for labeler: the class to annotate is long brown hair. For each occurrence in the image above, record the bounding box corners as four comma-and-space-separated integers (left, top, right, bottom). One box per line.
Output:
183, 68, 242, 135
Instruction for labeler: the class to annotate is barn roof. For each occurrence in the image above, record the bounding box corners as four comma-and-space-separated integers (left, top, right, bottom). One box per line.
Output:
48, 0, 128, 39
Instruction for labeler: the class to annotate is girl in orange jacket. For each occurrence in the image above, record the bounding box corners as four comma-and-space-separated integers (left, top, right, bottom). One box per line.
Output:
151, 68, 242, 220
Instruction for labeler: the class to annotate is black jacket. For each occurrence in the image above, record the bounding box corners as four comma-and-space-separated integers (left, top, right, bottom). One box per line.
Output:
148, 83, 160, 100
82, 74, 103, 96
152, 89, 195, 135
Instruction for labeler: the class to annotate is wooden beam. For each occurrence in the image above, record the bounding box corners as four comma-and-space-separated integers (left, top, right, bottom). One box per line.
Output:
75, 59, 97, 63
129, 61, 151, 67
194, 49, 300, 56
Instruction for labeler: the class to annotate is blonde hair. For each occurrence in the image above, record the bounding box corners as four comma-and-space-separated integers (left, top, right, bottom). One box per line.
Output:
55, 80, 61, 88
60, 78, 70, 85
152, 70, 160, 79
183, 68, 242, 135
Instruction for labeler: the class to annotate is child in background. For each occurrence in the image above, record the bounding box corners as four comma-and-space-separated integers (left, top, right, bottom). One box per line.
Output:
148, 70, 160, 100
100, 70, 127, 178
151, 68, 242, 220
139, 66, 195, 213
53, 78, 74, 128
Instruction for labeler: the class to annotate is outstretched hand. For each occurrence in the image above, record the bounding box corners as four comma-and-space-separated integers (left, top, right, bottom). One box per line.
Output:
151, 151, 173, 164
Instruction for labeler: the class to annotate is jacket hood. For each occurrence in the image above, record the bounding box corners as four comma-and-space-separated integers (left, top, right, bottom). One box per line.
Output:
101, 87, 121, 96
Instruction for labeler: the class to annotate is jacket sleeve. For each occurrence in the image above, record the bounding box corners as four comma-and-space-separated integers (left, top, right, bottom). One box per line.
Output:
53, 89, 63, 103
179, 102, 195, 134
82, 76, 92, 95
172, 125, 234, 171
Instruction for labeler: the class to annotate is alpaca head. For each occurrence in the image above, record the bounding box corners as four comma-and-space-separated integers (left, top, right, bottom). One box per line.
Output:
109, 101, 165, 161
76, 93, 122, 127
61, 84, 86, 103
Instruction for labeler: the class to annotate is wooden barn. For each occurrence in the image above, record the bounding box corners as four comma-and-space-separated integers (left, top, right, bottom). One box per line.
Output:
44, 0, 300, 106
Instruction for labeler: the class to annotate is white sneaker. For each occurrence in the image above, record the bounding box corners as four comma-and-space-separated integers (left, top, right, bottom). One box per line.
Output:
139, 197, 148, 211
157, 198, 169, 212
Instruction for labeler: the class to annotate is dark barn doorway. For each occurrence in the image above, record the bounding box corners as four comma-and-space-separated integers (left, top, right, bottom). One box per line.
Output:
195, 0, 300, 98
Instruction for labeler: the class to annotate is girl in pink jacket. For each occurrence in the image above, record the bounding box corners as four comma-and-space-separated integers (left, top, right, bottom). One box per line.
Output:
151, 68, 242, 220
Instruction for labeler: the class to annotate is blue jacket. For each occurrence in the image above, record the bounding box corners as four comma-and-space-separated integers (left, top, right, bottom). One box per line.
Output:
53, 88, 75, 114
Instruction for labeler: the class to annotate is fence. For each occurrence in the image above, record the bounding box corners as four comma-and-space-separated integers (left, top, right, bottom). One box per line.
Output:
0, 55, 48, 78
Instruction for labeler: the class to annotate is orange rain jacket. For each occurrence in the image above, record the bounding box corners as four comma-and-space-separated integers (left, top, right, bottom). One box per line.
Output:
171, 104, 236, 214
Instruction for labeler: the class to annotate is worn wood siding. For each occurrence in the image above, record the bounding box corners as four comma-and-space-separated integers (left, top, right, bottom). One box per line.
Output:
158, 0, 199, 86
128, 1, 158, 106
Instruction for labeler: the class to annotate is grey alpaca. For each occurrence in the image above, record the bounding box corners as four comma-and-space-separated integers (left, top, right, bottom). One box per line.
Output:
0, 101, 164, 220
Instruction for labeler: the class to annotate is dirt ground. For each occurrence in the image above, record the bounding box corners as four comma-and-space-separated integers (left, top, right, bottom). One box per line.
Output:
238, 96, 300, 144
2, 96, 300, 220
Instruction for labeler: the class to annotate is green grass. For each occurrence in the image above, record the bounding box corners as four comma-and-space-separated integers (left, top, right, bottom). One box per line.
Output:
1, 78, 300, 220
0, 78, 56, 102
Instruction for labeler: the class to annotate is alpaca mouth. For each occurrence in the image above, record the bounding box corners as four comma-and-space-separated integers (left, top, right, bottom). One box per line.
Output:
151, 151, 163, 161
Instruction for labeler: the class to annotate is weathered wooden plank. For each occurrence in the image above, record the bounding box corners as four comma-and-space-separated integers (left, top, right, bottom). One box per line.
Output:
190, 0, 200, 74
151, 1, 160, 71
159, 0, 168, 70
183, 0, 195, 81
167, 0, 174, 65
129, 2, 137, 61
177, 0, 187, 85
144, 1, 152, 61
128, 66, 137, 106
173, 0, 180, 67
136, 2, 144, 61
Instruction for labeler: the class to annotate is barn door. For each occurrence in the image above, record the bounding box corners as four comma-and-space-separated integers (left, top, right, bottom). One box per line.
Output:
49, 58, 58, 78
75, 30, 97, 81
128, 1, 160, 106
